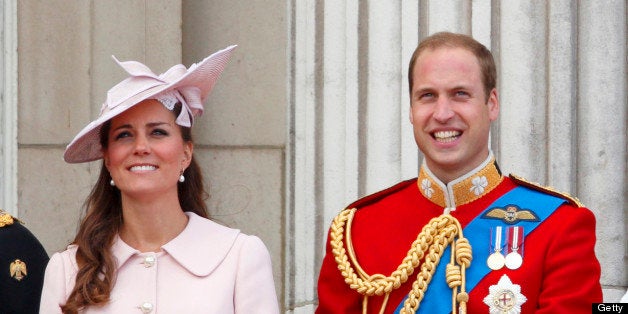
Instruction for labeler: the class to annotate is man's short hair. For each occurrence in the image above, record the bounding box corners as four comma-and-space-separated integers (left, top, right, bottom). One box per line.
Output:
408, 32, 496, 101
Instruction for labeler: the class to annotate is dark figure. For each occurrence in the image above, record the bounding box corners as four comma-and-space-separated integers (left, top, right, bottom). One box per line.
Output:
0, 209, 49, 314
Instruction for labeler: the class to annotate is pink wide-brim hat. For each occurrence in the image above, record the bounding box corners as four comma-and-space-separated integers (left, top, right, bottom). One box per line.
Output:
64, 45, 237, 163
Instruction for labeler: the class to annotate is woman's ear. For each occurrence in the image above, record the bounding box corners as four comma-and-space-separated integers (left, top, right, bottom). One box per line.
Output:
103, 153, 111, 169
182, 142, 193, 168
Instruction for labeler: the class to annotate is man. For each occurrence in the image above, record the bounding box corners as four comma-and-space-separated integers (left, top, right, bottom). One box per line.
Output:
316, 32, 602, 313
0, 209, 49, 313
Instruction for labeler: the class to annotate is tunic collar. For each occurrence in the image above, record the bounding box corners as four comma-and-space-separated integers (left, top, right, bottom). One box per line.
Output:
111, 212, 240, 277
417, 151, 503, 210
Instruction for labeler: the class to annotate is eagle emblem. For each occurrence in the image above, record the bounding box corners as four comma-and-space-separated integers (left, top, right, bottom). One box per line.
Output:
10, 259, 27, 281
482, 205, 539, 224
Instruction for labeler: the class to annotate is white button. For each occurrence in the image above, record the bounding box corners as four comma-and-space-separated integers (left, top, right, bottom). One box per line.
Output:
140, 302, 153, 313
143, 255, 156, 268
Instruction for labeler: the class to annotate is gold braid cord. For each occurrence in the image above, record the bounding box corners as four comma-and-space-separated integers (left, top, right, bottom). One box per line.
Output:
330, 208, 472, 314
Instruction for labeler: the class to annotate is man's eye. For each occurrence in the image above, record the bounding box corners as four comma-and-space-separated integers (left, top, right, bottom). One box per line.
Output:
420, 93, 434, 100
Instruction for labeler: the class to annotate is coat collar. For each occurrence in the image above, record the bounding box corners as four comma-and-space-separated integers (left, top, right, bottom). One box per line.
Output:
417, 151, 503, 210
111, 212, 240, 277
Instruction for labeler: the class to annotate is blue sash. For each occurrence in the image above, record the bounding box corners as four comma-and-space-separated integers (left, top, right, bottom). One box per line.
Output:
393, 186, 565, 313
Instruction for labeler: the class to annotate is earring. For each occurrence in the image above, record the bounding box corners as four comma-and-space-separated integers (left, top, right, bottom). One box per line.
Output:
179, 174, 185, 183
110, 179, 115, 186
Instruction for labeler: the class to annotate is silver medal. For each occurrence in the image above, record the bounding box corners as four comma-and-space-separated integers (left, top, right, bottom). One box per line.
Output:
505, 252, 523, 269
505, 226, 523, 270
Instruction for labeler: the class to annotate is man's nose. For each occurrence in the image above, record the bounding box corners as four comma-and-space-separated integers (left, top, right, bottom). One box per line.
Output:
432, 98, 455, 122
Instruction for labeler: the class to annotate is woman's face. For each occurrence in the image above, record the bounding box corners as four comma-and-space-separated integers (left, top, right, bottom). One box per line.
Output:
104, 99, 192, 199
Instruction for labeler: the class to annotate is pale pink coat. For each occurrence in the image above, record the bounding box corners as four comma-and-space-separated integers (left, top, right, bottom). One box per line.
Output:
39, 212, 279, 313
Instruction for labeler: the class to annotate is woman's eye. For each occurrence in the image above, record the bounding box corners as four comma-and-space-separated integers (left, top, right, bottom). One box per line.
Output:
152, 129, 168, 136
114, 131, 131, 140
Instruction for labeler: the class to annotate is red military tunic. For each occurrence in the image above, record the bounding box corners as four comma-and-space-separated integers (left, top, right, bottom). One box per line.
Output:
316, 155, 602, 313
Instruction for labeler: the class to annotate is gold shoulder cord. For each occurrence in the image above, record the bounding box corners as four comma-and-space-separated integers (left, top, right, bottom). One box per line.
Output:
330, 208, 472, 314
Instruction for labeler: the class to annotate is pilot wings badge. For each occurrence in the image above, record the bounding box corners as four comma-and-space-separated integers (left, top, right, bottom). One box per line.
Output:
481, 205, 539, 224
10, 259, 27, 281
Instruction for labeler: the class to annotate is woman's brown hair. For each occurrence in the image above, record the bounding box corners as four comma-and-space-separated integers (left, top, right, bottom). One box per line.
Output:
61, 103, 209, 313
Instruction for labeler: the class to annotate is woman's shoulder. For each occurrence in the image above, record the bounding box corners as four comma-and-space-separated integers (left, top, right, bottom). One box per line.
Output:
186, 212, 241, 237
47, 245, 79, 271
186, 212, 269, 254
42, 244, 79, 302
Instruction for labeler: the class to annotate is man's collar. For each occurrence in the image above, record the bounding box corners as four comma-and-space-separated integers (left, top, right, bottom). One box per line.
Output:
417, 152, 503, 209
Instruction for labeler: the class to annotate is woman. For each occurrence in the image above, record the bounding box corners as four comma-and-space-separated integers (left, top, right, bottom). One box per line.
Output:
40, 46, 279, 313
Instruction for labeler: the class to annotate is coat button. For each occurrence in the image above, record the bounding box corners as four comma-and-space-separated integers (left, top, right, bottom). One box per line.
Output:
140, 302, 153, 313
143, 255, 156, 267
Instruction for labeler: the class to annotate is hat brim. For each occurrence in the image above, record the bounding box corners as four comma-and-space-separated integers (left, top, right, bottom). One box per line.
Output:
63, 45, 237, 163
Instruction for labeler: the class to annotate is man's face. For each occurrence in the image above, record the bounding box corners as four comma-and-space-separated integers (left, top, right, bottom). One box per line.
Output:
409, 47, 499, 183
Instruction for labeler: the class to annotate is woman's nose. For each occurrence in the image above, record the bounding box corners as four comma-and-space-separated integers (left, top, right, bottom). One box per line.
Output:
133, 135, 150, 155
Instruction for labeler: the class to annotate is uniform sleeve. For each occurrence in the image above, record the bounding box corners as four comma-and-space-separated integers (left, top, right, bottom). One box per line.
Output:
316, 229, 362, 314
536, 205, 602, 313
234, 235, 280, 314
39, 252, 70, 314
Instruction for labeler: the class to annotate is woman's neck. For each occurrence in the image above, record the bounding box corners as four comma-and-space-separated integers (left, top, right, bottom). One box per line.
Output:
118, 193, 189, 252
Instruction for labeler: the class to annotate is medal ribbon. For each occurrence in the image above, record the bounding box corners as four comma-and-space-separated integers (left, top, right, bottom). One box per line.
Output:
507, 226, 523, 254
492, 226, 503, 253
393, 186, 565, 314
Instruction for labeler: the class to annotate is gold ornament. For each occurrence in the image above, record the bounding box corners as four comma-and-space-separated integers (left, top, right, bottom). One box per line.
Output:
10, 259, 27, 281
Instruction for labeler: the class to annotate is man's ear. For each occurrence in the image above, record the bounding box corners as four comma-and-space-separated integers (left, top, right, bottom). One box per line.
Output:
487, 88, 499, 121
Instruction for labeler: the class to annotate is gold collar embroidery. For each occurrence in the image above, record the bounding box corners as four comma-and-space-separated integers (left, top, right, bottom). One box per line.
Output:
417, 153, 503, 209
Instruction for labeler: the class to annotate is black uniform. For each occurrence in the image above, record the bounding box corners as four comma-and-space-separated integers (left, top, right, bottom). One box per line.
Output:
0, 210, 49, 314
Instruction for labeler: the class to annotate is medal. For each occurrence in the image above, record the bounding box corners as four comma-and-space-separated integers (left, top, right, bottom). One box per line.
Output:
487, 226, 505, 270
505, 226, 524, 270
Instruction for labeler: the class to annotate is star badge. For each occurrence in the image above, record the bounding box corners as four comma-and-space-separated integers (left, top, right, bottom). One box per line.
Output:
10, 259, 27, 281
483, 274, 527, 314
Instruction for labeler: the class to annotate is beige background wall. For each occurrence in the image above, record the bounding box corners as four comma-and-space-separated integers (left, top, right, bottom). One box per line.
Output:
7, 1, 627, 313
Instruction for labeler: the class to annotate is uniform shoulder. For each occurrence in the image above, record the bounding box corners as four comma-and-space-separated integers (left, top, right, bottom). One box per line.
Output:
509, 174, 584, 208
0, 208, 17, 228
346, 178, 417, 210
0, 209, 37, 240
